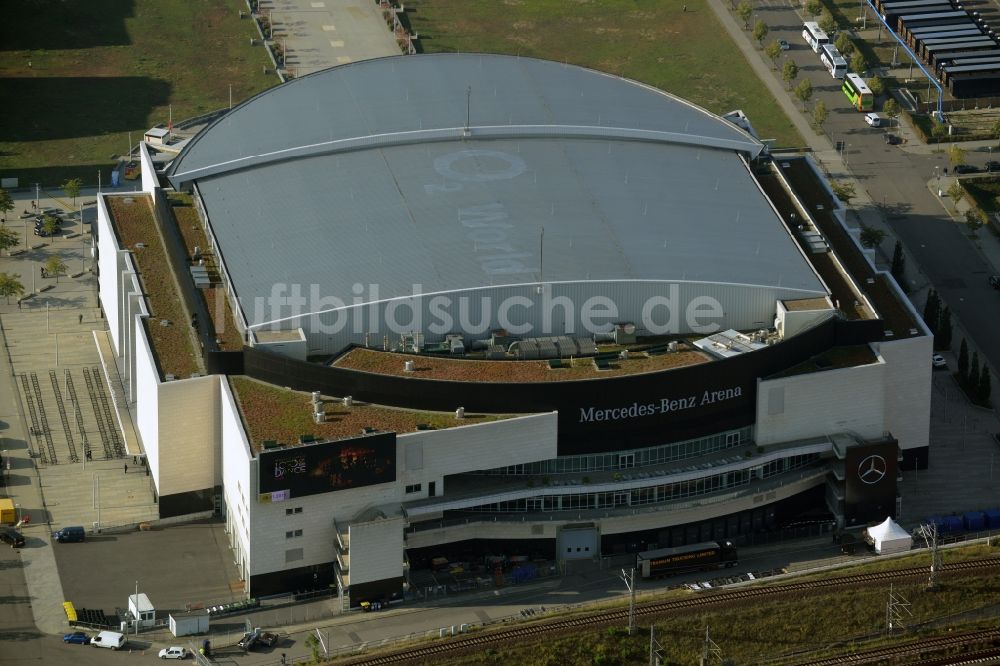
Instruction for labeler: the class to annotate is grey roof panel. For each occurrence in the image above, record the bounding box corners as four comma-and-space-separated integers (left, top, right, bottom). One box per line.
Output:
173, 54, 823, 328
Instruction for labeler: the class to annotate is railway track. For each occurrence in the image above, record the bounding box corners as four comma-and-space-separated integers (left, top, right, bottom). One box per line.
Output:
796, 627, 1000, 665
342, 556, 1000, 665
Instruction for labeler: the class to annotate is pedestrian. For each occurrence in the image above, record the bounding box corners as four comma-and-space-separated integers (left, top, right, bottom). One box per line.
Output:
133, 455, 137, 465
683, 4, 687, 10
124, 463, 128, 474
17, 300, 21, 311
86, 449, 92, 461
78, 313, 83, 325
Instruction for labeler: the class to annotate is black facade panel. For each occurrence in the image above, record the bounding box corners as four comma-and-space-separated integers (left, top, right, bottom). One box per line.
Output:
900, 445, 929, 470
249, 561, 336, 598
844, 439, 900, 526
158, 487, 215, 519
241, 317, 881, 456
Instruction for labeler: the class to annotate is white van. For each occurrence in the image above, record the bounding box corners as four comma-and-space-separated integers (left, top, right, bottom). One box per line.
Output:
91, 630, 126, 650
864, 112, 882, 127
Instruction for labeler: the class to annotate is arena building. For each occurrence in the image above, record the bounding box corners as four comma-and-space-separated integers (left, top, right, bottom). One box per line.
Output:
95, 54, 931, 604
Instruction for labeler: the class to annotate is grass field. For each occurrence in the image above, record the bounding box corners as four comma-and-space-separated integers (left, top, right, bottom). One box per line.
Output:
410, 543, 1000, 666
0, 0, 274, 187
406, 0, 803, 148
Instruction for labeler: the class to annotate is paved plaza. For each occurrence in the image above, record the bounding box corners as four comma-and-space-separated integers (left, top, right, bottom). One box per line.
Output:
261, 0, 401, 77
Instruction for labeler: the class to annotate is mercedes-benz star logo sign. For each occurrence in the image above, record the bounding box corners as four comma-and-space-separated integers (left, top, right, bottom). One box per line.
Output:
857, 454, 887, 485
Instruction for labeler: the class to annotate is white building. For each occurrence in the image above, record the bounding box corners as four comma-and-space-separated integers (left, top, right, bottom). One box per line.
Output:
94, 54, 931, 604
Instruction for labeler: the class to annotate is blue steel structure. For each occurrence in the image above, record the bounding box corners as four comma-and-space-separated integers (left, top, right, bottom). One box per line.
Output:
865, 0, 944, 115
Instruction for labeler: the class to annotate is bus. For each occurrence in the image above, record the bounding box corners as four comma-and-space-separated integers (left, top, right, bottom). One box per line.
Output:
637, 541, 738, 579
802, 22, 830, 53
820, 44, 849, 79
842, 73, 874, 111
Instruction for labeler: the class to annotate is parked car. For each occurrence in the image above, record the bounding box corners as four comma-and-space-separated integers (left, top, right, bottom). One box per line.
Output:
778, 39, 790, 50
257, 631, 279, 647
53, 526, 86, 542
884, 133, 900, 145
932, 354, 947, 368
0, 526, 25, 548
63, 631, 91, 645
986, 161, 1000, 173
157, 646, 189, 659
91, 630, 126, 650
864, 112, 881, 127
237, 631, 258, 650
954, 164, 980, 174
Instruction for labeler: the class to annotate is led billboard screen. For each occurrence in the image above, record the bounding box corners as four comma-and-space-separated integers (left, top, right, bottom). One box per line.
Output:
258, 432, 396, 500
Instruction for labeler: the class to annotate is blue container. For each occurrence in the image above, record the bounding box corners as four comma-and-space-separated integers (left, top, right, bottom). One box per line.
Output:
984, 509, 1000, 528
963, 511, 986, 531
942, 516, 964, 533
925, 515, 945, 530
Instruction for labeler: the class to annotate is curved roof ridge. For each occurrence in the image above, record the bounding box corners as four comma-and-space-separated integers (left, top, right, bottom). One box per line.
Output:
167, 53, 761, 186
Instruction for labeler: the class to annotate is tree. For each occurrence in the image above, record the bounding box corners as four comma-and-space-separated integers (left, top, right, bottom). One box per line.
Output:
61, 177, 82, 211
923, 289, 940, 335
947, 180, 964, 204
0, 272, 23, 305
937, 305, 952, 351
992, 118, 1000, 140
830, 180, 856, 205
867, 77, 885, 98
794, 78, 813, 108
965, 208, 984, 232
813, 100, 830, 128
969, 351, 980, 390
806, 0, 822, 15
44, 255, 67, 283
0, 188, 13, 222
835, 32, 853, 56
818, 9, 837, 34
0, 225, 19, 256
890, 240, 905, 286
850, 52, 867, 76
813, 100, 829, 129
931, 119, 948, 139
765, 41, 783, 69
980, 364, 992, 404
859, 224, 885, 248
883, 98, 900, 122
958, 338, 969, 379
737, 0, 753, 29
782, 59, 799, 88
948, 144, 966, 167
42, 214, 59, 237
753, 20, 769, 47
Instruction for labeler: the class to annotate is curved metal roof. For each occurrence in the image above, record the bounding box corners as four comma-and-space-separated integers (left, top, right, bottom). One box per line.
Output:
166, 54, 825, 326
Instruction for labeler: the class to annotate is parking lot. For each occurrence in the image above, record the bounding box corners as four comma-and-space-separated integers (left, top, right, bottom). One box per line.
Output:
52, 519, 242, 618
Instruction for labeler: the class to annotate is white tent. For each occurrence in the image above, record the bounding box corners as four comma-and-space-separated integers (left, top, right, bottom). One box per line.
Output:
866, 517, 912, 555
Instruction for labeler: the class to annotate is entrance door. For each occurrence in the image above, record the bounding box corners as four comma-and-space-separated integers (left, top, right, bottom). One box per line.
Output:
557, 526, 599, 561
428, 481, 436, 497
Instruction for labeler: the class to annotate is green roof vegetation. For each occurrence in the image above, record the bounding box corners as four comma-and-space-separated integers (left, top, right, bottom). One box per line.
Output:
228, 376, 517, 452
108, 196, 201, 379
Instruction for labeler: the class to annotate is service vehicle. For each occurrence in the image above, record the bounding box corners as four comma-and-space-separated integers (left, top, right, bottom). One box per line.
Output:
91, 630, 126, 650
864, 112, 882, 127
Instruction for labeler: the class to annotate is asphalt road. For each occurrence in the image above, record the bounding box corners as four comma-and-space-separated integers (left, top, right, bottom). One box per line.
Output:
762, 1, 1000, 374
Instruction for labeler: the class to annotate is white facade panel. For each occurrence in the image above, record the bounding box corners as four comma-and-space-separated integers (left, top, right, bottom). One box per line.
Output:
96, 195, 124, 354
399, 413, 557, 494
157, 376, 219, 496
220, 379, 252, 586
134, 318, 161, 486
348, 517, 405, 585
755, 359, 886, 445
877, 335, 932, 451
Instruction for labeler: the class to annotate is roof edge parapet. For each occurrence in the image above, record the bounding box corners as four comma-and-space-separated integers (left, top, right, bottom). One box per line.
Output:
168, 124, 763, 186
